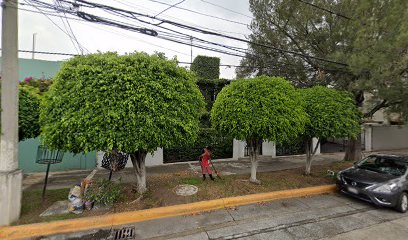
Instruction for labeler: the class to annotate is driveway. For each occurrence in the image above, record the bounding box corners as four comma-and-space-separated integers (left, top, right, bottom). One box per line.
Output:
41, 192, 408, 240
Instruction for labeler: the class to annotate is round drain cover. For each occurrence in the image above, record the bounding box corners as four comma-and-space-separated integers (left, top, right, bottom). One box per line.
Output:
174, 184, 198, 196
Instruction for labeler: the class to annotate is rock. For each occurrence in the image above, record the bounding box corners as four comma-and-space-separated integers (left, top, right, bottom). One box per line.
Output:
40, 200, 70, 217
93, 204, 112, 211
174, 184, 198, 196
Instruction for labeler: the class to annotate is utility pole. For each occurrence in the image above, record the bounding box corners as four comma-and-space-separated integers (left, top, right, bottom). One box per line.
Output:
190, 35, 193, 64
0, 0, 22, 226
32, 33, 37, 59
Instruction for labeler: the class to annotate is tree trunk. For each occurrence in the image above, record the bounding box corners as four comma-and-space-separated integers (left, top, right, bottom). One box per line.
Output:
344, 91, 364, 162
248, 139, 261, 184
305, 139, 312, 175
304, 138, 320, 175
344, 135, 362, 162
130, 150, 147, 194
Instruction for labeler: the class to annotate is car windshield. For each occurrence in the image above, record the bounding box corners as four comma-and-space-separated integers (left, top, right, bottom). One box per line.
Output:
357, 156, 407, 176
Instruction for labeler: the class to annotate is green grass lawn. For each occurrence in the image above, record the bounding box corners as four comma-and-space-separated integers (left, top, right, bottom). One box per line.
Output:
17, 161, 352, 225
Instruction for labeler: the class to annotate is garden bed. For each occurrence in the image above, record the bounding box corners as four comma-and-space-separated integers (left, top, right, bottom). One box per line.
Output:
16, 161, 352, 225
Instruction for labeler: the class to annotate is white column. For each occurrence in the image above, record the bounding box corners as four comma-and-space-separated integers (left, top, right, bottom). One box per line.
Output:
312, 138, 321, 155
145, 148, 163, 166
233, 139, 246, 160
364, 125, 372, 152
262, 141, 276, 158
0, 0, 22, 225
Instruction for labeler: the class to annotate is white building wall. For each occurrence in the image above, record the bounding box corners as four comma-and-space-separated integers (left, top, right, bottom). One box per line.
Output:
370, 125, 408, 151
97, 148, 164, 169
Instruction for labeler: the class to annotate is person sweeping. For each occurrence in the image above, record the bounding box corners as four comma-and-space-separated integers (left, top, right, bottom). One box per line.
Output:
199, 146, 215, 181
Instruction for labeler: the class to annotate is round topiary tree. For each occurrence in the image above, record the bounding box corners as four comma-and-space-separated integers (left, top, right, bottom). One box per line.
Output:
211, 76, 309, 183
300, 86, 361, 175
40, 52, 205, 193
19, 85, 41, 141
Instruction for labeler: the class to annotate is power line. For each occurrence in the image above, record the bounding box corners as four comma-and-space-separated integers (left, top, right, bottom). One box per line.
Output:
297, 0, 351, 20
113, 0, 248, 36
22, 0, 87, 54
147, 0, 248, 26
73, 17, 193, 57
199, 0, 252, 19
6, 49, 312, 74
55, 0, 90, 54
24, 1, 244, 59
14, 49, 78, 56
177, 61, 316, 72
30, 0, 250, 57
17, 5, 86, 21
68, 0, 347, 66
27, 0, 347, 68
155, 0, 186, 17
53, 0, 84, 54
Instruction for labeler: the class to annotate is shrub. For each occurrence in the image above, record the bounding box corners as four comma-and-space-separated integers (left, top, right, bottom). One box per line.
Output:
84, 179, 122, 206
20, 77, 53, 94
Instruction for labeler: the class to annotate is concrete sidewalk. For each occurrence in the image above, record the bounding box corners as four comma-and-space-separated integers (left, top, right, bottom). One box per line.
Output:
23, 149, 408, 191
22, 152, 344, 190
39, 192, 408, 240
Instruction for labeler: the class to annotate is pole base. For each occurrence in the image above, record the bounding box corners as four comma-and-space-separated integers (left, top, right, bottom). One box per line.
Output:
0, 169, 22, 226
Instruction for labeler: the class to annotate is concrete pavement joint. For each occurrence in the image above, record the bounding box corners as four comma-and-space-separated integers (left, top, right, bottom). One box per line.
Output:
225, 208, 237, 222
204, 230, 211, 240
209, 207, 373, 240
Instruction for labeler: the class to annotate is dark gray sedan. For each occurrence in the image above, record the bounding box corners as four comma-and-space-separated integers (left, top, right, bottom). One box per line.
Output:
337, 154, 408, 212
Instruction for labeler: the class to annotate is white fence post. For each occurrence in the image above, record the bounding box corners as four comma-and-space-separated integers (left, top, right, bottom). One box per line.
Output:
262, 141, 276, 158
364, 125, 373, 152
312, 138, 321, 155
233, 139, 246, 160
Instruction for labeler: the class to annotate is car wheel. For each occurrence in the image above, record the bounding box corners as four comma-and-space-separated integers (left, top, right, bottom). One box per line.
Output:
395, 192, 408, 213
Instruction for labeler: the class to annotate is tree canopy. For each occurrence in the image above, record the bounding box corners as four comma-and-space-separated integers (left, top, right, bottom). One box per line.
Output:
211, 76, 308, 143
40, 52, 205, 154
40, 52, 205, 193
19, 85, 41, 141
211, 76, 308, 182
238, 0, 408, 118
301, 86, 361, 140
300, 86, 361, 174
191, 55, 220, 80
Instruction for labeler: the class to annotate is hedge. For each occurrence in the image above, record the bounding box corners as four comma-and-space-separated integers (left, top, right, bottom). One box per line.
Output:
164, 128, 233, 163
191, 55, 220, 80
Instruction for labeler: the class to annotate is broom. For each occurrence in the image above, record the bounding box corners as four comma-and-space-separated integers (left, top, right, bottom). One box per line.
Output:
209, 159, 222, 179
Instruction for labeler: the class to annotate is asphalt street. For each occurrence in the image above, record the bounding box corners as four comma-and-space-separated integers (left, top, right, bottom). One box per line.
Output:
42, 192, 408, 240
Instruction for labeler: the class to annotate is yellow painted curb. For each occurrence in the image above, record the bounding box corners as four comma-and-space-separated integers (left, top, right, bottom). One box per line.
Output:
0, 184, 336, 240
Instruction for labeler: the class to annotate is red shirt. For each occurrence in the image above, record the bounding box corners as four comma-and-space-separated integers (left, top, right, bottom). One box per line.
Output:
201, 152, 210, 167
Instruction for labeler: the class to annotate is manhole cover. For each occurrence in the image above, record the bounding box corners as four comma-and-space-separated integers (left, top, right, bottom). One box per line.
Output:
111, 227, 135, 240
174, 184, 198, 196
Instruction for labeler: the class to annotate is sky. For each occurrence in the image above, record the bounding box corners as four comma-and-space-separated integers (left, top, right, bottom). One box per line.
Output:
1, 0, 253, 79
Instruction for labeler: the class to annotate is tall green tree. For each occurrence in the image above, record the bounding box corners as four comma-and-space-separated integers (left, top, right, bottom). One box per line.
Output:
300, 86, 361, 175
211, 76, 308, 183
239, 0, 408, 160
40, 52, 205, 193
